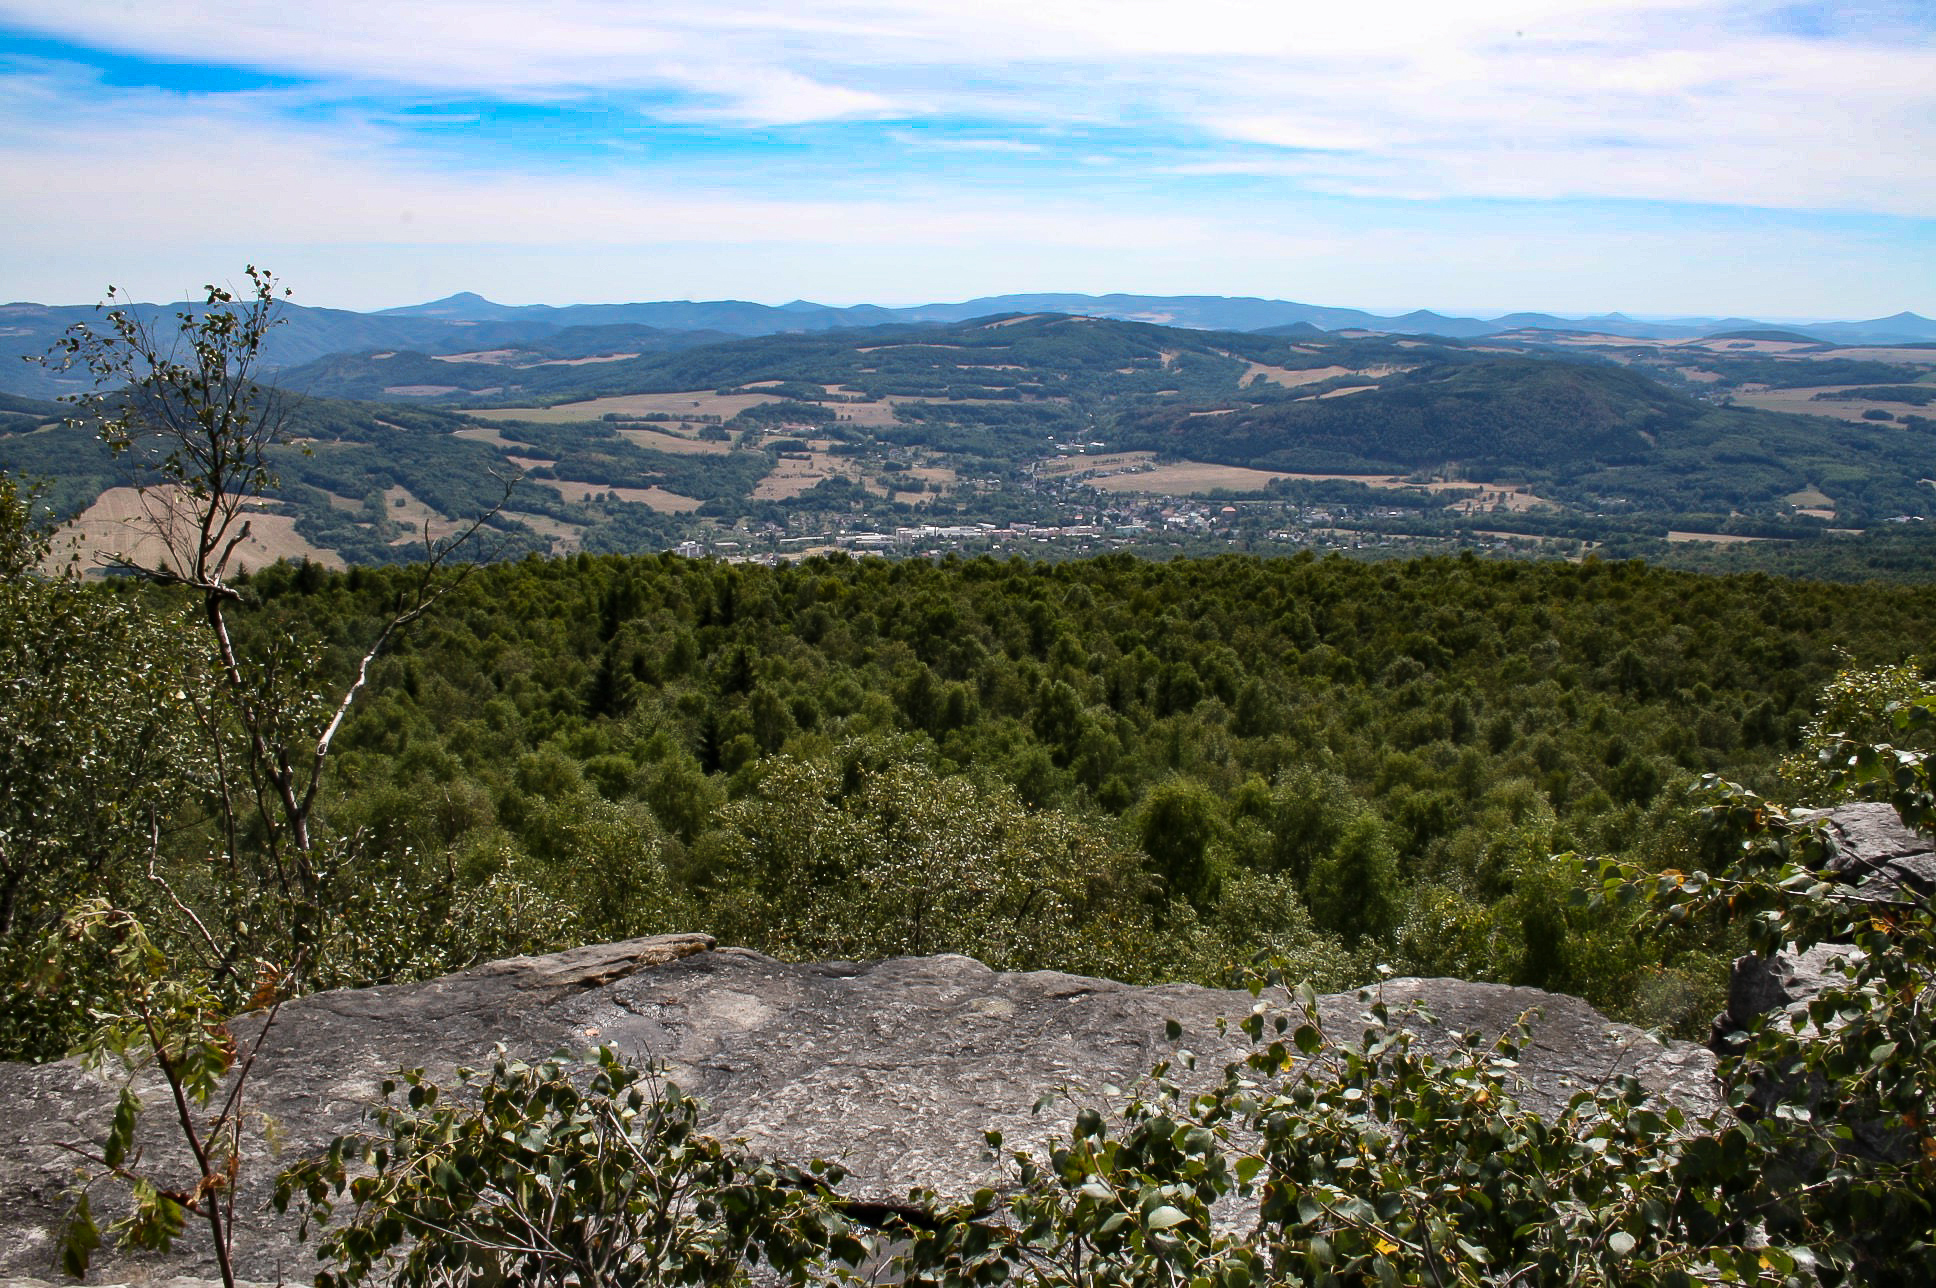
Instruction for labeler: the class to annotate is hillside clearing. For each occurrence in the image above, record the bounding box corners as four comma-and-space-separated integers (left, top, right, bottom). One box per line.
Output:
55, 487, 342, 574
472, 390, 782, 423
538, 480, 703, 512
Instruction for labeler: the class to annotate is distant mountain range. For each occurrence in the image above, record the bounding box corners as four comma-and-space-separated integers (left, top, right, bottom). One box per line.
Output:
381, 291, 1936, 345
3, 290, 1931, 399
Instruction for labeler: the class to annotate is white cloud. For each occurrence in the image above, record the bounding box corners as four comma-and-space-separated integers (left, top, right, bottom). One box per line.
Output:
884, 130, 1045, 153
0, 74, 1204, 262
1, 65, 1927, 320
0, 2, 1929, 312
1, 1, 1927, 213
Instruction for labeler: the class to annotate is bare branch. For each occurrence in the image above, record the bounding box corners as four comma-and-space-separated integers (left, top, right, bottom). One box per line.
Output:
298, 471, 519, 823
144, 815, 222, 968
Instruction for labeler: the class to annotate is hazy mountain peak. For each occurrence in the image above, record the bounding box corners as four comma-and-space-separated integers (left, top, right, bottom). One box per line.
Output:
377, 291, 518, 320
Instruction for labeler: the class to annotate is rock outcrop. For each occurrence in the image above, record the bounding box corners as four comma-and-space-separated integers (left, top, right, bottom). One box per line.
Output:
0, 939, 1712, 1283
1713, 801, 1930, 1050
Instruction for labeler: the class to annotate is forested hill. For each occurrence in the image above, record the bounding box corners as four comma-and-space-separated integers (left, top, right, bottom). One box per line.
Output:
270, 311, 1300, 404
1115, 359, 1691, 473
259, 312, 1936, 517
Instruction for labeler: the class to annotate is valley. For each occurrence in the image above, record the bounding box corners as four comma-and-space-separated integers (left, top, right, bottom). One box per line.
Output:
5, 300, 1934, 580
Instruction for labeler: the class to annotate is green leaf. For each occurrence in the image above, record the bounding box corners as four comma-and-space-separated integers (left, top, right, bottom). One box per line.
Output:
59, 1193, 101, 1278
1608, 1230, 1636, 1256
1145, 1205, 1189, 1230
104, 1086, 139, 1168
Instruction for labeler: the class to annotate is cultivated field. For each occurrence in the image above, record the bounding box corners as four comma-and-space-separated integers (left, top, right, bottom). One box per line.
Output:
1803, 347, 1936, 366
1786, 485, 1836, 519
1666, 531, 1781, 544
753, 452, 881, 501
383, 486, 464, 544
1732, 386, 1934, 423
829, 398, 900, 427
55, 487, 342, 574
1086, 462, 1302, 494
433, 350, 639, 367
472, 391, 782, 423
616, 425, 734, 455
1243, 362, 1351, 387
1034, 451, 1156, 478
537, 480, 703, 512
503, 511, 589, 553
1265, 471, 1556, 512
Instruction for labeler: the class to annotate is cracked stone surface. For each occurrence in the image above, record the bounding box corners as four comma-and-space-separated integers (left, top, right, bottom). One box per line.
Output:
0, 933, 1714, 1284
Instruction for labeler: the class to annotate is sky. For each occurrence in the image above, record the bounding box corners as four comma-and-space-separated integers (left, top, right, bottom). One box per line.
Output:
0, 1, 1931, 319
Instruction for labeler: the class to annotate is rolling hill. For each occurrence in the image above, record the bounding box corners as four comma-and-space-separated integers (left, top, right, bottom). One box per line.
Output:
7, 290, 1934, 401
6, 308, 1935, 572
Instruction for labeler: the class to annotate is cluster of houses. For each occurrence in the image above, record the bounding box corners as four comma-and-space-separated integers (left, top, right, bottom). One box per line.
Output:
667, 494, 1461, 564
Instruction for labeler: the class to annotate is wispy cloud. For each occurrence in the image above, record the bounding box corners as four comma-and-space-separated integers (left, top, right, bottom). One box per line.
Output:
0, 1, 1929, 312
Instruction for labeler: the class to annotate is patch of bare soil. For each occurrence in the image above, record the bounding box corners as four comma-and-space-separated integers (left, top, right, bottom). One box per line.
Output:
433, 349, 523, 365
454, 424, 514, 447
382, 486, 463, 544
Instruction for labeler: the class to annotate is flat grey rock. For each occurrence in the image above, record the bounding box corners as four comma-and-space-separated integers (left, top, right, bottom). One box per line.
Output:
1808, 800, 1936, 900
0, 937, 1714, 1283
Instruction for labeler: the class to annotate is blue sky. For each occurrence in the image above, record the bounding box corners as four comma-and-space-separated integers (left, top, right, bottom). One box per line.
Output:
1, 1, 1930, 318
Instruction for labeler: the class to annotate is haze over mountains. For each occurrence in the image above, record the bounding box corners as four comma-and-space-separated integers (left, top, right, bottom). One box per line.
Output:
364, 289, 1936, 345
3, 290, 1932, 401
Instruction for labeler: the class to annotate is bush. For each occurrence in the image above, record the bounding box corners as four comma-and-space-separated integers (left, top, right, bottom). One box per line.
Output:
279, 1046, 869, 1288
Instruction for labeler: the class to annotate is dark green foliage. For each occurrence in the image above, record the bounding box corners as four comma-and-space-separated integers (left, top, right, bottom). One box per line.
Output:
12, 493, 1936, 1057
1136, 778, 1225, 904
1817, 385, 1936, 406
1122, 358, 1688, 473
1683, 356, 1922, 387
199, 547, 1932, 1029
